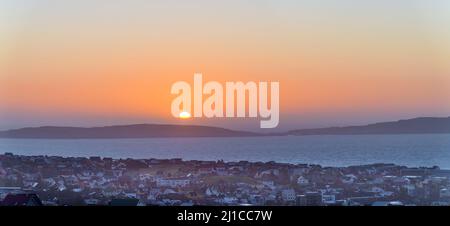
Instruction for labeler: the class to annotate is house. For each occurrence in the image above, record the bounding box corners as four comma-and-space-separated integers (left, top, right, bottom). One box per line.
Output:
220, 196, 238, 205
102, 186, 120, 197
156, 177, 190, 188
346, 196, 378, 206
305, 192, 323, 206
341, 174, 357, 184
297, 176, 309, 186
262, 180, 275, 187
205, 187, 220, 196
403, 184, 416, 196
249, 194, 265, 205
197, 167, 215, 175
281, 189, 296, 202
440, 188, 450, 198
322, 194, 336, 205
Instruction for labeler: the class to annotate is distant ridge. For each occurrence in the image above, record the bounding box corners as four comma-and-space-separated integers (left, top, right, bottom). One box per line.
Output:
0, 124, 260, 139
288, 117, 450, 136
0, 117, 449, 139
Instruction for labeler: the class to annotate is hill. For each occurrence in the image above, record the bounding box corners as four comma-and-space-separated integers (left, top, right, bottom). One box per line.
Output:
0, 124, 260, 139
288, 117, 450, 135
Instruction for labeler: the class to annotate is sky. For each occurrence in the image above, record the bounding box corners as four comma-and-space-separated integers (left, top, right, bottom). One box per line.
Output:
1, 0, 450, 131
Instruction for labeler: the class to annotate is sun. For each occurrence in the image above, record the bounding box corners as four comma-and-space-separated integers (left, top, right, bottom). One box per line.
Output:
179, 111, 191, 119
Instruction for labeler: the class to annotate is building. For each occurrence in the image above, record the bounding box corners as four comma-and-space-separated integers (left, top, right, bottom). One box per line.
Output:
297, 176, 309, 186
281, 189, 296, 202
296, 195, 307, 206
156, 177, 190, 188
305, 192, 322, 206
322, 194, 336, 205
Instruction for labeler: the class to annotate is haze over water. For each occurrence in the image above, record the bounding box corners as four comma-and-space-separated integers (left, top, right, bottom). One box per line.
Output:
1, 134, 449, 169
2, 1, 450, 132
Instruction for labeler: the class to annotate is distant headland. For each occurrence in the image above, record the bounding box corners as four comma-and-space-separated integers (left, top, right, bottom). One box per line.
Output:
0, 117, 449, 139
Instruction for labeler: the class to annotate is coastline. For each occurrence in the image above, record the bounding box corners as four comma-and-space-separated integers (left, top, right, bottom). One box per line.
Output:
1, 133, 449, 169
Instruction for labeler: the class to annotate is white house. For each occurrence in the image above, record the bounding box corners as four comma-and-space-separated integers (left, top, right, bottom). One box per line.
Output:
297, 176, 309, 186
156, 177, 190, 188
281, 189, 296, 202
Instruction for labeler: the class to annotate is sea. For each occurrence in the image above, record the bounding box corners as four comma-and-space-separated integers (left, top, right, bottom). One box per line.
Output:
0, 134, 449, 169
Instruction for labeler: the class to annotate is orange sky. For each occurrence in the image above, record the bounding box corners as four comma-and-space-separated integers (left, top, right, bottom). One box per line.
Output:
1, 1, 450, 131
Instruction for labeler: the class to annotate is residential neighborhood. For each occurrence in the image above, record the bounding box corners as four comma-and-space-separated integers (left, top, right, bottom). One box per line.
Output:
1, 153, 449, 206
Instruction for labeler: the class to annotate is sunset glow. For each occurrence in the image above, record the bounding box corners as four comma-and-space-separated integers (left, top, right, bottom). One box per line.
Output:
1, 1, 450, 131
2, 0, 450, 210
179, 112, 191, 119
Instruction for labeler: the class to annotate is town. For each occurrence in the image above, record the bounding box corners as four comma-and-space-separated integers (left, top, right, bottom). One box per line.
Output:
1, 152, 449, 206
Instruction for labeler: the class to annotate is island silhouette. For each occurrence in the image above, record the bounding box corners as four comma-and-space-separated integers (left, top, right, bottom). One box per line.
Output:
0, 117, 449, 139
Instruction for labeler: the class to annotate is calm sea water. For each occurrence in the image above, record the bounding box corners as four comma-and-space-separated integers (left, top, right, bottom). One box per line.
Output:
1, 134, 449, 168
